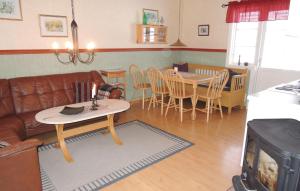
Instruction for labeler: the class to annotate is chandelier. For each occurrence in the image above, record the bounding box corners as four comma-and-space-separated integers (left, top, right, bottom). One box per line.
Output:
51, 0, 95, 65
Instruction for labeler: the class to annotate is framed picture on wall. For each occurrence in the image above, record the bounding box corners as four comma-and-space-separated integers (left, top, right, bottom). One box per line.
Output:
198, 25, 209, 36
143, 8, 159, 25
0, 0, 22, 20
39, 15, 68, 37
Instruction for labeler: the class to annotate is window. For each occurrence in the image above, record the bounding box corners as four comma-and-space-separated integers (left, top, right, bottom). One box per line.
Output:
228, 22, 260, 66
228, 19, 300, 71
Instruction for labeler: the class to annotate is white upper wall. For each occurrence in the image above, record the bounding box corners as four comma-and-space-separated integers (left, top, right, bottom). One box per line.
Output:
0, 0, 178, 49
181, 0, 229, 49
0, 0, 228, 50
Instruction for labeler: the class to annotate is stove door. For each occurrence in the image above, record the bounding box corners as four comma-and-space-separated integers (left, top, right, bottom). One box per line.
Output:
254, 143, 291, 191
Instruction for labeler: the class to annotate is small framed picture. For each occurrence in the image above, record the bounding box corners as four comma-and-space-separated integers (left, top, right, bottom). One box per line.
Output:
39, 15, 68, 37
0, 0, 22, 20
198, 25, 209, 36
143, 8, 159, 25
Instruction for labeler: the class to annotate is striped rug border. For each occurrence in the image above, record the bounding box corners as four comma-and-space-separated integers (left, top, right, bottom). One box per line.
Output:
39, 120, 194, 191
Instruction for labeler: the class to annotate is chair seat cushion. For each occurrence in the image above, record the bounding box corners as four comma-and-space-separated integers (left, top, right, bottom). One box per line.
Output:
223, 86, 231, 91
198, 84, 209, 88
173, 63, 188, 72
198, 84, 231, 91
226, 69, 240, 87
0, 115, 25, 140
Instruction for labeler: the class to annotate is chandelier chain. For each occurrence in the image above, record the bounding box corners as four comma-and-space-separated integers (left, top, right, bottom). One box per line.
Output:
71, 0, 75, 20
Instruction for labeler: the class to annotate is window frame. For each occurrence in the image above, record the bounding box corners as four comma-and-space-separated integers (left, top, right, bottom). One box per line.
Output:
226, 22, 267, 68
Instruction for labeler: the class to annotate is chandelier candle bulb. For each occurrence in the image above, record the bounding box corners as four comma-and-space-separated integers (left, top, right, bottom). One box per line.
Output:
86, 42, 95, 50
52, 42, 59, 50
65, 41, 73, 50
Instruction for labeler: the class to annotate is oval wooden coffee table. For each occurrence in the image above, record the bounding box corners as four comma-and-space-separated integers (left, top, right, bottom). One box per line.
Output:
35, 99, 130, 163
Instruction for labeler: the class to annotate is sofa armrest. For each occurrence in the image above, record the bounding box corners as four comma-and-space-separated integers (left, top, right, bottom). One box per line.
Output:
230, 74, 247, 91
0, 139, 42, 157
0, 138, 42, 191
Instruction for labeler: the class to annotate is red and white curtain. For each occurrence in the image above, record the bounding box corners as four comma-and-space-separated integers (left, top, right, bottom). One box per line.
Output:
226, 0, 291, 23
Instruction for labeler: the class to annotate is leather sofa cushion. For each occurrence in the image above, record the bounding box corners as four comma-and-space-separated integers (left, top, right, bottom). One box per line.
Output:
0, 80, 15, 118
17, 111, 54, 137
0, 115, 25, 140
10, 71, 105, 115
0, 129, 21, 145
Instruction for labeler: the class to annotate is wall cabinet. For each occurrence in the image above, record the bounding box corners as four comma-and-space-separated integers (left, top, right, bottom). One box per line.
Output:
136, 24, 167, 44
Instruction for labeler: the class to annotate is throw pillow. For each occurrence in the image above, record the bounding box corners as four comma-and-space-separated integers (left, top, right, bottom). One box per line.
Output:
0, 141, 10, 148
226, 69, 240, 88
173, 63, 188, 72
97, 84, 118, 100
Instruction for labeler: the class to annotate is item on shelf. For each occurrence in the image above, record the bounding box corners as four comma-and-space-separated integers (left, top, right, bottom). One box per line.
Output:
143, 12, 147, 25
143, 9, 159, 25
136, 24, 167, 44
160, 16, 165, 26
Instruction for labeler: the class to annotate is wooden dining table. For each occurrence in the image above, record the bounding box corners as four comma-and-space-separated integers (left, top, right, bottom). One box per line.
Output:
177, 72, 213, 120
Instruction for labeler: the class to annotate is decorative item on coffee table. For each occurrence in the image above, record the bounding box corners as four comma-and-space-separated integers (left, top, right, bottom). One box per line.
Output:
90, 83, 98, 110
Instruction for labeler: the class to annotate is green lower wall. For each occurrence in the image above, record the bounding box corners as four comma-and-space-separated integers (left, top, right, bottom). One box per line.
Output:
178, 51, 227, 67
0, 50, 226, 100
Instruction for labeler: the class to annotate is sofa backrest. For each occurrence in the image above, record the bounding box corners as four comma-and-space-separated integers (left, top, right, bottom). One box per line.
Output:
0, 79, 15, 118
9, 71, 105, 114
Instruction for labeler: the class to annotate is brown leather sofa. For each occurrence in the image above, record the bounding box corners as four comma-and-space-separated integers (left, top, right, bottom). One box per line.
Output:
0, 71, 122, 191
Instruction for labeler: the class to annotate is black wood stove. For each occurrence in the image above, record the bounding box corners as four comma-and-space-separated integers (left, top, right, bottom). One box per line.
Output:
233, 119, 300, 191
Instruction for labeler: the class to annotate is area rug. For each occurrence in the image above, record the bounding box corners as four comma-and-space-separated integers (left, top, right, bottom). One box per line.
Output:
38, 120, 193, 191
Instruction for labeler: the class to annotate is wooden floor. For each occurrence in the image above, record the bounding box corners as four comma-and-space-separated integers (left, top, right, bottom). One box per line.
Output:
39, 102, 247, 191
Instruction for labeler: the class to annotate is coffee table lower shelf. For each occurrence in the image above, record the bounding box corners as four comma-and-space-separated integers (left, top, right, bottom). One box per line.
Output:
55, 114, 122, 163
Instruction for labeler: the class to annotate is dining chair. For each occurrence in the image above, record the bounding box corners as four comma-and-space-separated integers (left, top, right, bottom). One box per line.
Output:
129, 64, 151, 109
196, 69, 229, 122
146, 67, 169, 115
163, 69, 193, 122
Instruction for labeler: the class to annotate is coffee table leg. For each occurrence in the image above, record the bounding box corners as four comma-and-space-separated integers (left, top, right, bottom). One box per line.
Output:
107, 114, 122, 145
55, 124, 74, 163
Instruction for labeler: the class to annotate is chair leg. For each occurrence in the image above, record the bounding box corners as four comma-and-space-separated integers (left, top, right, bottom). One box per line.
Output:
180, 99, 183, 122
218, 98, 223, 118
206, 99, 210, 122
142, 89, 145, 109
148, 94, 154, 111
153, 94, 157, 108
210, 100, 213, 113
228, 107, 232, 114
161, 94, 164, 115
173, 98, 177, 111
165, 97, 172, 117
